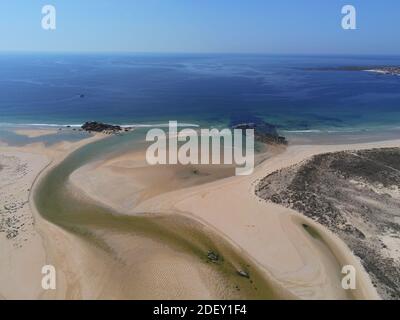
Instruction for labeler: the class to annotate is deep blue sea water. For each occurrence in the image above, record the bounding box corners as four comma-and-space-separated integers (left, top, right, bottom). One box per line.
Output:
1, 53, 400, 132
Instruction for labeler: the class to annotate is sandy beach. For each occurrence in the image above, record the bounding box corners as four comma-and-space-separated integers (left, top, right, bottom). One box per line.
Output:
0, 133, 106, 299
70, 134, 400, 299
2, 127, 399, 299
129, 140, 400, 300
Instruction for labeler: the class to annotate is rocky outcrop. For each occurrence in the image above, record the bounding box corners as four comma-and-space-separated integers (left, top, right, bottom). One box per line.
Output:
232, 122, 287, 145
81, 121, 122, 133
207, 250, 220, 263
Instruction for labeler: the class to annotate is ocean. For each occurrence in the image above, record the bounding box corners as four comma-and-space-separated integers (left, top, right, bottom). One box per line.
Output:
1, 53, 400, 133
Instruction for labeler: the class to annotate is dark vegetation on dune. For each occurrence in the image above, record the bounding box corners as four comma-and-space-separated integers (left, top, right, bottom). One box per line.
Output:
256, 148, 400, 300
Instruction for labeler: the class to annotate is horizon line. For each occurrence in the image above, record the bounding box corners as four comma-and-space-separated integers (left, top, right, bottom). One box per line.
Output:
0, 50, 400, 57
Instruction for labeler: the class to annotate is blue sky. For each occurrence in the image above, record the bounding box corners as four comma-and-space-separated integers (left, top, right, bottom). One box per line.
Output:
1, 0, 399, 54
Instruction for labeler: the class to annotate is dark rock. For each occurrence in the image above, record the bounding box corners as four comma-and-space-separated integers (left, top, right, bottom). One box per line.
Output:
81, 121, 122, 133
232, 120, 287, 145
207, 250, 220, 262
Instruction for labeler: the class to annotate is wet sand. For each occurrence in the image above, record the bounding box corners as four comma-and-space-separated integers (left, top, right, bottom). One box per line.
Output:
14, 129, 59, 138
